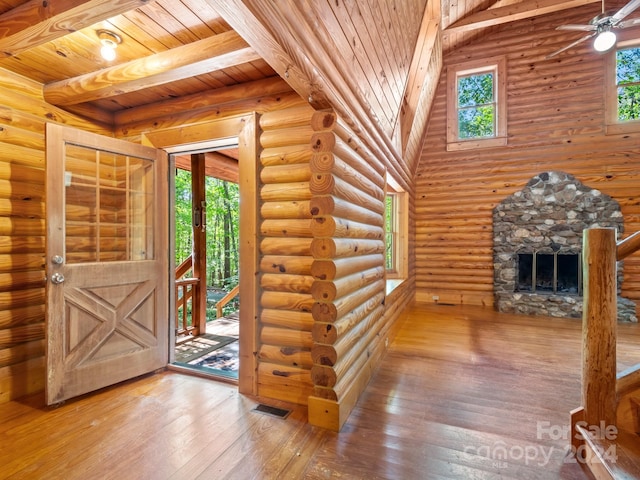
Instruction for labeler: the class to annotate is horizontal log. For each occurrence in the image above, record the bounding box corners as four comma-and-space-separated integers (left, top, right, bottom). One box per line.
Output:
0, 322, 44, 349
333, 137, 384, 188
0, 236, 44, 254
260, 219, 312, 238
312, 292, 385, 344
310, 151, 383, 202
257, 362, 312, 388
311, 254, 385, 281
260, 326, 314, 348
309, 195, 382, 226
260, 164, 311, 184
259, 255, 313, 275
0, 218, 43, 236
260, 125, 315, 149
260, 201, 312, 220
0, 304, 44, 330
0, 356, 44, 404
260, 145, 313, 167
260, 273, 314, 294
258, 344, 313, 369
334, 119, 386, 177
260, 238, 312, 256
310, 131, 336, 154
0, 339, 44, 369
311, 110, 338, 132
121, 92, 306, 138
0, 254, 44, 273
261, 309, 314, 331
260, 104, 315, 131
0, 270, 45, 292
310, 174, 385, 213
0, 162, 43, 184
260, 182, 312, 202
312, 279, 385, 323
310, 238, 384, 259
310, 216, 384, 239
0, 143, 43, 169
311, 266, 385, 302
312, 303, 385, 368
260, 291, 314, 312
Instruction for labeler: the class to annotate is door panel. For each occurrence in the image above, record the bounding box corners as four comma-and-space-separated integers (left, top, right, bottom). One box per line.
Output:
46, 123, 168, 405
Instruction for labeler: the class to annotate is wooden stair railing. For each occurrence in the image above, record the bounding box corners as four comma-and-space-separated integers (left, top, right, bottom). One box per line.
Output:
215, 284, 239, 318
571, 228, 640, 478
175, 255, 200, 337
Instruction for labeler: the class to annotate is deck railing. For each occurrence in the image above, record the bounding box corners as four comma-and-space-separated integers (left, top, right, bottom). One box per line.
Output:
215, 284, 239, 318
175, 255, 198, 337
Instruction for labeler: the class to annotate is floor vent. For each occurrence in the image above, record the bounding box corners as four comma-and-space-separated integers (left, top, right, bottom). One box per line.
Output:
252, 403, 291, 419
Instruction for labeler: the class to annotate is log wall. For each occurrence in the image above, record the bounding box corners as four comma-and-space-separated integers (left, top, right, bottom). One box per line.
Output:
307, 110, 414, 431
256, 105, 316, 404
0, 68, 109, 404
416, 4, 640, 308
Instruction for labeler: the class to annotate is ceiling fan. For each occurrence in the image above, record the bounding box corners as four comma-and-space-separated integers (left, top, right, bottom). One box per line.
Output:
546, 0, 640, 58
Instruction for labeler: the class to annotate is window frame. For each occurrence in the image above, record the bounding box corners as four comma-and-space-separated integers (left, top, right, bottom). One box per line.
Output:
384, 174, 407, 287
446, 56, 507, 151
605, 35, 640, 135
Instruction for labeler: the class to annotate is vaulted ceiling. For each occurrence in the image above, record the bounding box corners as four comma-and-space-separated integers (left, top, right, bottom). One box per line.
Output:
0, 0, 612, 164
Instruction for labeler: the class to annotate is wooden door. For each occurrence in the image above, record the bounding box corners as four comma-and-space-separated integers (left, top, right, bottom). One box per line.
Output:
45, 123, 168, 405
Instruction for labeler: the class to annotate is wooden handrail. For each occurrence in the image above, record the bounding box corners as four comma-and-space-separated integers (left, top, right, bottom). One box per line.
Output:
617, 230, 640, 260
175, 255, 193, 279
216, 284, 239, 318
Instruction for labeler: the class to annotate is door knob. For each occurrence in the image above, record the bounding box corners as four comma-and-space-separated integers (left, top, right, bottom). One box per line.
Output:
50, 273, 65, 284
51, 255, 64, 265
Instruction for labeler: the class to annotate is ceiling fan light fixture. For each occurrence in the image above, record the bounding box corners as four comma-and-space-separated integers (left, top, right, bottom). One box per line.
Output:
593, 29, 617, 52
97, 30, 122, 61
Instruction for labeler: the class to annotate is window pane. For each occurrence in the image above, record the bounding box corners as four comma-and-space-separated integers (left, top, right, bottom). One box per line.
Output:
385, 195, 395, 270
618, 85, 640, 121
458, 73, 494, 107
458, 105, 495, 139
616, 48, 640, 84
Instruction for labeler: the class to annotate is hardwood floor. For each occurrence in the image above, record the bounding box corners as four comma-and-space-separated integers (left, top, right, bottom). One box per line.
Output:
1, 304, 639, 479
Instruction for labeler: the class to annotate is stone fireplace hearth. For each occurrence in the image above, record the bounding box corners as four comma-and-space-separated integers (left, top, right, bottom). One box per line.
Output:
493, 171, 637, 322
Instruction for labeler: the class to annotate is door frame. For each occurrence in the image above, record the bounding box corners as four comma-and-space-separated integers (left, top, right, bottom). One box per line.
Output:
141, 114, 259, 396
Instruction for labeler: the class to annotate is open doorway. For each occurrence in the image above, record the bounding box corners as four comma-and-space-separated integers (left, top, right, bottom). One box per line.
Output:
171, 146, 241, 380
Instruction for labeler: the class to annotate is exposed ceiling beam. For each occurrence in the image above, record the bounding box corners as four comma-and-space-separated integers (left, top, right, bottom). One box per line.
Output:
175, 151, 239, 183
43, 30, 260, 106
0, 0, 151, 58
444, 0, 600, 35
114, 76, 291, 129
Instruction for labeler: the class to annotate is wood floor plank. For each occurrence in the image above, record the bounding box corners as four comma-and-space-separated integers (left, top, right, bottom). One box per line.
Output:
0, 303, 637, 479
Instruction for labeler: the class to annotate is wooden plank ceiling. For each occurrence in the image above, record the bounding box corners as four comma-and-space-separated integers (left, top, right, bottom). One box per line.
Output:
0, 0, 610, 159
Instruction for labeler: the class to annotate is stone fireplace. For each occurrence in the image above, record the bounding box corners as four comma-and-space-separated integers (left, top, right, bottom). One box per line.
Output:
493, 171, 637, 321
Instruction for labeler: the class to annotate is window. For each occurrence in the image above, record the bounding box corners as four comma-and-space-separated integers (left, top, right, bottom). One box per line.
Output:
446, 56, 507, 151
605, 39, 640, 134
384, 174, 407, 293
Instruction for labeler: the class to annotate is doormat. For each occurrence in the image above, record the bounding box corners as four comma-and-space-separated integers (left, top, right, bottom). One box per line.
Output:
174, 334, 237, 364
190, 340, 239, 374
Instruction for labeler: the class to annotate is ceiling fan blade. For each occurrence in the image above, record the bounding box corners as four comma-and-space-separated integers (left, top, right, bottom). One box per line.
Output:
612, 0, 640, 23
556, 24, 597, 31
617, 16, 640, 28
546, 33, 597, 59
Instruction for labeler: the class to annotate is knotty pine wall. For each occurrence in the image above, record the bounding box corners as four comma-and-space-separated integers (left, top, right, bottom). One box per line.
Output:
0, 68, 109, 404
416, 4, 640, 308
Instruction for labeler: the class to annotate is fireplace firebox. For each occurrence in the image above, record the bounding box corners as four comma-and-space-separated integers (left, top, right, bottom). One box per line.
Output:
516, 252, 581, 295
